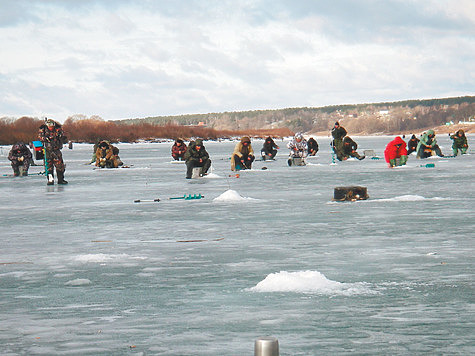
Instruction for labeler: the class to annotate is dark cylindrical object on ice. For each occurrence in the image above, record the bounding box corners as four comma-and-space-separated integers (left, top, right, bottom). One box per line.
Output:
333, 186, 369, 201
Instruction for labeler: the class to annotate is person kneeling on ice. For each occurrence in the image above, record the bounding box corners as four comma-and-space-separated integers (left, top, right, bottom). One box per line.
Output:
307, 137, 319, 156
287, 133, 308, 165
450, 129, 468, 156
95, 141, 120, 168
171, 139, 187, 161
231, 136, 255, 171
8, 142, 33, 176
384, 136, 408, 168
184, 138, 211, 178
341, 136, 365, 160
416, 130, 444, 159
407, 134, 419, 155
38, 118, 68, 185
261, 136, 279, 160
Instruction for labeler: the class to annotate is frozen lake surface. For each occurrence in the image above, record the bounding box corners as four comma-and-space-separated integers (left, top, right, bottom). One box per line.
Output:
1, 136, 474, 355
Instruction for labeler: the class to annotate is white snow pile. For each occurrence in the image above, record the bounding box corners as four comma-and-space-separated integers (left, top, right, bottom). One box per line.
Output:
213, 189, 257, 202
65, 278, 91, 286
203, 173, 221, 179
249, 270, 376, 296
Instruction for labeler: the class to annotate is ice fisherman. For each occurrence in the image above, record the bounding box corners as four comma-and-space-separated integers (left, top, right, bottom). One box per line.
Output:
331, 121, 347, 161
384, 136, 408, 168
261, 136, 279, 160
416, 130, 444, 158
231, 136, 255, 171
407, 134, 420, 155
341, 136, 365, 160
307, 137, 319, 156
287, 133, 308, 165
184, 138, 211, 178
450, 129, 468, 156
8, 142, 33, 176
171, 139, 187, 161
38, 118, 68, 185
95, 140, 122, 168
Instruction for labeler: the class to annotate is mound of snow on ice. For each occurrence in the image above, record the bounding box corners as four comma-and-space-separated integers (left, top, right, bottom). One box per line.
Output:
203, 173, 221, 179
65, 278, 91, 286
213, 189, 256, 202
249, 270, 376, 296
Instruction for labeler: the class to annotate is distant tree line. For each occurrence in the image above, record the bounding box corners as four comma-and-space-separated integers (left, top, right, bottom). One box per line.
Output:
117, 96, 475, 133
0, 116, 293, 145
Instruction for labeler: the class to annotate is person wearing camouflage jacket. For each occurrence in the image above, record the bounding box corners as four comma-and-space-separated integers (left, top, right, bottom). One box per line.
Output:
38, 118, 68, 185
450, 129, 468, 156
8, 142, 32, 176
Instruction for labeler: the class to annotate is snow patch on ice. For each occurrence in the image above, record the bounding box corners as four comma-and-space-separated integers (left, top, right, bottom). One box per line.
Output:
213, 189, 257, 202
65, 278, 92, 286
73, 253, 146, 263
375, 195, 448, 202
249, 270, 376, 296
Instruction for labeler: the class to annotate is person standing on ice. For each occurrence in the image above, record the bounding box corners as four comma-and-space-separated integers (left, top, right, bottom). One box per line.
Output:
184, 138, 211, 178
341, 136, 365, 160
450, 129, 468, 156
171, 139, 187, 161
38, 118, 68, 185
261, 136, 279, 160
384, 136, 408, 168
407, 134, 419, 155
231, 136, 255, 171
416, 130, 444, 158
331, 121, 347, 160
8, 142, 33, 176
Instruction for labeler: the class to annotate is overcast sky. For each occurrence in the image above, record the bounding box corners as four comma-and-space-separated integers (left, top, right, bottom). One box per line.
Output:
1, 0, 474, 122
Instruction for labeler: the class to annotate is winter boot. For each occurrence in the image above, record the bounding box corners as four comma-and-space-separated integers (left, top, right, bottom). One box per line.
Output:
47, 171, 54, 185
57, 171, 68, 184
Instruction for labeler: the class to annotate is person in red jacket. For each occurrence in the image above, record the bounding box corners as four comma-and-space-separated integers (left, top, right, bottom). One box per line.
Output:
171, 139, 187, 161
384, 136, 408, 168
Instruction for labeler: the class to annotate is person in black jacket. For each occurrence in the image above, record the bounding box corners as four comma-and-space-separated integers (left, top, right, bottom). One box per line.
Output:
407, 134, 419, 155
307, 137, 319, 156
261, 136, 279, 160
342, 136, 365, 160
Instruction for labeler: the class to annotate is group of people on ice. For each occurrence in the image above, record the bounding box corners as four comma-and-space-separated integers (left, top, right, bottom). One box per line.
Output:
4, 117, 471, 181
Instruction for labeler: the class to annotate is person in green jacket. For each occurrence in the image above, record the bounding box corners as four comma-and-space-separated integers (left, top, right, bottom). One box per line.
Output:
450, 129, 468, 156
184, 138, 211, 179
416, 130, 444, 159
331, 121, 347, 161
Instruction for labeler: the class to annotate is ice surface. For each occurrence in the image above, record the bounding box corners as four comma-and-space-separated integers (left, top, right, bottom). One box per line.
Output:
0, 136, 474, 355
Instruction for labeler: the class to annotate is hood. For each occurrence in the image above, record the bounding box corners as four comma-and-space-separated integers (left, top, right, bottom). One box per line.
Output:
393, 136, 405, 145
427, 129, 435, 135
240, 136, 251, 143
195, 139, 204, 146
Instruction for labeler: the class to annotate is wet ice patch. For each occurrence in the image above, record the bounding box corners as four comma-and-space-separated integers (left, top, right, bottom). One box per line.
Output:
213, 189, 257, 202
249, 270, 376, 296
65, 278, 92, 286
